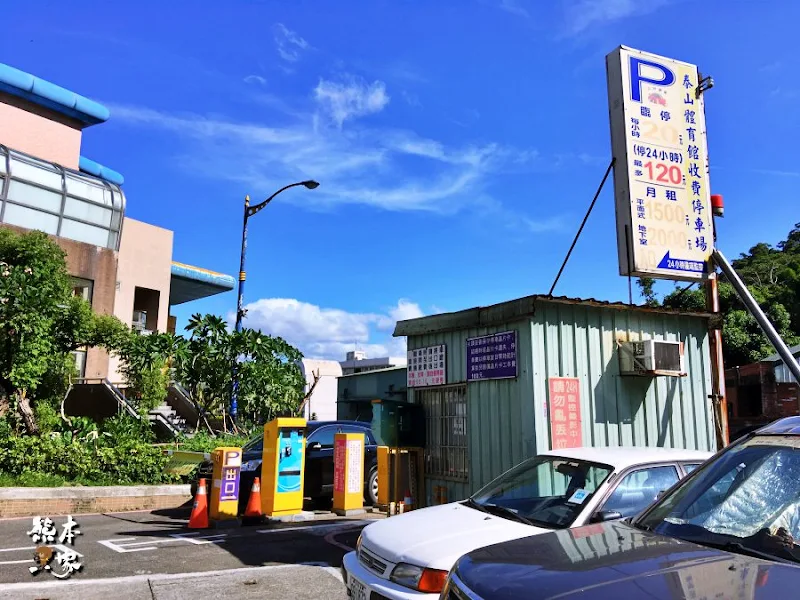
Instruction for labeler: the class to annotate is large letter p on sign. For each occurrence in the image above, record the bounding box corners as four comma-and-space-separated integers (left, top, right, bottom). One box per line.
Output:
629, 57, 675, 103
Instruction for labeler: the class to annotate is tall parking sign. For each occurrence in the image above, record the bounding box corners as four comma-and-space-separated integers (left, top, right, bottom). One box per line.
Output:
606, 46, 714, 281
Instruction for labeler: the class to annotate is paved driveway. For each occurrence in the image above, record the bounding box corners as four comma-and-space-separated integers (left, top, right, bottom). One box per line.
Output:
0, 507, 374, 598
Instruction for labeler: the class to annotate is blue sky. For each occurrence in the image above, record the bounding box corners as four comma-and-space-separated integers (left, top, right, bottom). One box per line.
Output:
2, 0, 798, 359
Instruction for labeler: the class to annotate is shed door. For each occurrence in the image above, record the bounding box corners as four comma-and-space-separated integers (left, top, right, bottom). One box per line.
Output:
417, 384, 468, 483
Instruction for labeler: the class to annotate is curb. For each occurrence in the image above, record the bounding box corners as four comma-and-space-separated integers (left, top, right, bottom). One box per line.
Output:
0, 485, 190, 500
0, 485, 192, 518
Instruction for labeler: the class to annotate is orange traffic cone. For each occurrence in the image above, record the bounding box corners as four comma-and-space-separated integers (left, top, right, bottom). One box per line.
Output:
188, 478, 209, 529
244, 477, 263, 518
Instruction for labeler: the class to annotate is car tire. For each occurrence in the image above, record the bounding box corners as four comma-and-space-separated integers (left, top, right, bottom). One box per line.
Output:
366, 467, 378, 506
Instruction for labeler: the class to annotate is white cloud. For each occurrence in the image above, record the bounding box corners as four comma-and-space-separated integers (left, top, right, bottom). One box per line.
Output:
106, 102, 504, 214
564, 0, 672, 35
274, 23, 310, 63
523, 215, 568, 233
401, 90, 421, 108
314, 75, 390, 127
238, 298, 421, 360
106, 79, 566, 223
244, 75, 267, 86
498, 0, 530, 17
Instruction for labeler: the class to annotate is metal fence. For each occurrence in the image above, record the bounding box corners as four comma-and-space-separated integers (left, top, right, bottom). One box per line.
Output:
418, 384, 469, 482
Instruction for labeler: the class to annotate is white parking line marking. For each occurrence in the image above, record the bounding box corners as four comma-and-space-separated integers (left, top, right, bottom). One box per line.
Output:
97, 533, 228, 553
168, 532, 227, 545
98, 537, 156, 553
0, 544, 82, 566
256, 520, 368, 535
0, 546, 35, 553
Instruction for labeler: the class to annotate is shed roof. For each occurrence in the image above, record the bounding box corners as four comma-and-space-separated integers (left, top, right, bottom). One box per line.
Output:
763, 344, 800, 363
393, 294, 713, 337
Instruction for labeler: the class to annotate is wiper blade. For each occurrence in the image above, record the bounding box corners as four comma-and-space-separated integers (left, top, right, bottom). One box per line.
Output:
463, 498, 489, 514
482, 503, 535, 526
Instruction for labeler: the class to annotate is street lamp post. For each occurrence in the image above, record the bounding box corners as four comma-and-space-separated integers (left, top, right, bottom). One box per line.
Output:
231, 180, 319, 422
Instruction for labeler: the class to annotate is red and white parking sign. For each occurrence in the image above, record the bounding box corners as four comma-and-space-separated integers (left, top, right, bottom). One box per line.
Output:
548, 378, 582, 450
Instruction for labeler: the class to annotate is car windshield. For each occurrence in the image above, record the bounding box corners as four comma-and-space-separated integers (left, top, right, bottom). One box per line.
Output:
636, 435, 800, 564
469, 455, 614, 528
243, 435, 263, 453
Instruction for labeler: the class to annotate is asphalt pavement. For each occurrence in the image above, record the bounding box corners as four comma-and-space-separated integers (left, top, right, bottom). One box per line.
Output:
0, 505, 376, 598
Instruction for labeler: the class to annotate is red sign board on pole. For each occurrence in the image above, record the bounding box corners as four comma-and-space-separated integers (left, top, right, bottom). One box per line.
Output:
548, 377, 582, 449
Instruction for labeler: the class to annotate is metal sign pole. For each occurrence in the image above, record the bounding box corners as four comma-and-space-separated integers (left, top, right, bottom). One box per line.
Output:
713, 248, 800, 385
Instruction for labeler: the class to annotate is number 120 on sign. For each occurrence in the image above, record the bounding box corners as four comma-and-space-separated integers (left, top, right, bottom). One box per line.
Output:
644, 161, 682, 185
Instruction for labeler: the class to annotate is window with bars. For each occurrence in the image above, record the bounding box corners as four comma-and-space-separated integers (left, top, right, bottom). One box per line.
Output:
417, 384, 468, 482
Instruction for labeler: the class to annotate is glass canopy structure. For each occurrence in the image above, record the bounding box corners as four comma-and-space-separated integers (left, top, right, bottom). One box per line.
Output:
0, 145, 125, 251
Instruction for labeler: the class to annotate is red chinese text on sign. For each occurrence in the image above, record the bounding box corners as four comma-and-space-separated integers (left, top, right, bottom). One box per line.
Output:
548, 377, 582, 450
333, 437, 346, 493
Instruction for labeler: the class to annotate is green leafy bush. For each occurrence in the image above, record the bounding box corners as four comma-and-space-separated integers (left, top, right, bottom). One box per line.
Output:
177, 431, 254, 454
0, 414, 177, 486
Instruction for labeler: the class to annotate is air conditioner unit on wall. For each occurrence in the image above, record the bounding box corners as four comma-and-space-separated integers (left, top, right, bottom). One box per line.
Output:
619, 340, 685, 377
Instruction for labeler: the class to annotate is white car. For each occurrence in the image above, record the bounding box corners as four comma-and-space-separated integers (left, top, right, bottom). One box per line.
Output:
342, 446, 712, 600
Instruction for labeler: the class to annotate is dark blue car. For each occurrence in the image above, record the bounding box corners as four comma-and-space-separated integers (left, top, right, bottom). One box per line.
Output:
444, 418, 800, 599
192, 420, 379, 512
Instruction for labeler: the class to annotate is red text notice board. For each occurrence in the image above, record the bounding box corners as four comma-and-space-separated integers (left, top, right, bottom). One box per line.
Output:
548, 377, 582, 449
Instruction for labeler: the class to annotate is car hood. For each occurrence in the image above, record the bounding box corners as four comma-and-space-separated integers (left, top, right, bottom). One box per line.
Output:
361, 502, 549, 572
454, 521, 800, 599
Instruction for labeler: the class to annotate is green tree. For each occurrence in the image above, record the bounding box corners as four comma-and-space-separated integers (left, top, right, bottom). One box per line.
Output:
0, 229, 125, 434
636, 277, 659, 307
114, 331, 187, 413
179, 314, 306, 432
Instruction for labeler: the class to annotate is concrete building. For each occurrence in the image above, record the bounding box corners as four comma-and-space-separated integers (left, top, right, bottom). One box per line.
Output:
299, 352, 409, 422
0, 63, 234, 381
394, 294, 718, 504
340, 350, 407, 375
299, 359, 343, 422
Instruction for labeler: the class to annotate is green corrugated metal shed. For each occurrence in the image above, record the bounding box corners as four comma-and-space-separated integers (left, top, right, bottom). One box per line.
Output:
394, 294, 717, 504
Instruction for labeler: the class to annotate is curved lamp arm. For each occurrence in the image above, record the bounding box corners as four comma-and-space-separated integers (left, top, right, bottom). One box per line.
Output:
248, 180, 319, 217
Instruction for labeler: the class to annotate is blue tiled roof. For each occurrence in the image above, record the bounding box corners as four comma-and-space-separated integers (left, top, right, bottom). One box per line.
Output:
0, 63, 109, 126
78, 156, 124, 185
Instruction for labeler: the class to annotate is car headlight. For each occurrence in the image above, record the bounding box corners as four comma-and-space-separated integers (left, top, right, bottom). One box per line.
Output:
356, 533, 363, 553
240, 460, 261, 472
390, 563, 449, 593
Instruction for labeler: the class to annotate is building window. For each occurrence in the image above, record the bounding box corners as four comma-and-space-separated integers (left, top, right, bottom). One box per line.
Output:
72, 350, 87, 379
71, 277, 94, 303
417, 384, 468, 482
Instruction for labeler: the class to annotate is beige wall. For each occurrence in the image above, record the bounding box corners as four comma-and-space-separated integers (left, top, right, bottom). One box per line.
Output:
107, 217, 174, 382
0, 93, 82, 169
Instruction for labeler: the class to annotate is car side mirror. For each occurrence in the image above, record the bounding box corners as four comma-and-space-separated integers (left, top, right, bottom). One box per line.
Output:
591, 510, 623, 523
308, 442, 322, 451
